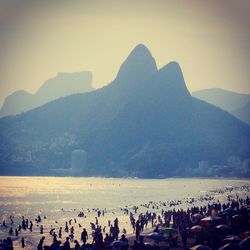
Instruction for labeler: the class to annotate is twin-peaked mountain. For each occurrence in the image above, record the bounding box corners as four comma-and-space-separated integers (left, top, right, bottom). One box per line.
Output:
0, 44, 250, 177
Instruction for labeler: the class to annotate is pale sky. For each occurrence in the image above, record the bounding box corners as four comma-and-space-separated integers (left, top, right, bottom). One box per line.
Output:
0, 0, 249, 106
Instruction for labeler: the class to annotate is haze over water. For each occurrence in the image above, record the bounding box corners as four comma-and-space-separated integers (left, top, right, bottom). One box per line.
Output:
1, 177, 249, 211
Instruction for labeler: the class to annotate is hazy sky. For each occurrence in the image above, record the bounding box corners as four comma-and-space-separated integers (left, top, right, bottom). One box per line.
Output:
0, 0, 249, 106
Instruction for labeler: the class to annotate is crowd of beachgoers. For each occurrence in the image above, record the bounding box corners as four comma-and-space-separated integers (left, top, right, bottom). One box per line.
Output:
0, 185, 249, 250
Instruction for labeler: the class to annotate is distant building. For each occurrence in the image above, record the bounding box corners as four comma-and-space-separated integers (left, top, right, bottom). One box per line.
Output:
27, 150, 32, 162
242, 159, 250, 169
227, 155, 241, 168
198, 161, 209, 170
70, 149, 87, 175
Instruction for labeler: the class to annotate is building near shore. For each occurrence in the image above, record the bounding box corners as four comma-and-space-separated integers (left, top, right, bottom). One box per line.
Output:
70, 149, 87, 175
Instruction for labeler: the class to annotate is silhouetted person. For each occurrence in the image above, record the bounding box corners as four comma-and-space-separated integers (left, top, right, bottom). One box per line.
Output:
104, 233, 111, 248
50, 240, 61, 250
40, 225, 43, 234
58, 227, 62, 238
5, 237, 13, 249
21, 237, 25, 248
120, 234, 129, 250
29, 221, 33, 232
22, 217, 26, 230
135, 220, 140, 240
63, 237, 70, 250
37, 236, 45, 250
9, 227, 13, 236
10, 216, 13, 225
180, 227, 188, 250
65, 222, 69, 233
81, 228, 88, 244
153, 226, 159, 233
74, 240, 80, 250
53, 233, 57, 243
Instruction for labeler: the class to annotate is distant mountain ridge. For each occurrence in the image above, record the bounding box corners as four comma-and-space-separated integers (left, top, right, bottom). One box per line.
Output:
192, 88, 250, 125
232, 101, 250, 125
0, 71, 93, 117
0, 44, 250, 177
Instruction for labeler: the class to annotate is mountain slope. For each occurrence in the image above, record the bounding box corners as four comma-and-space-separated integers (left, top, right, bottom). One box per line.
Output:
232, 101, 250, 125
0, 71, 93, 117
192, 88, 250, 125
0, 45, 250, 177
192, 88, 250, 112
0, 90, 33, 117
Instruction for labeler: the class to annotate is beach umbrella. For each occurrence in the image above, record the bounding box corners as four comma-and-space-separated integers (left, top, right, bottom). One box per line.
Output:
79, 243, 95, 250
216, 224, 232, 235
144, 242, 156, 247
239, 236, 250, 249
223, 235, 241, 244
220, 212, 231, 218
218, 243, 242, 250
201, 216, 222, 224
216, 224, 232, 230
192, 213, 203, 219
241, 205, 250, 212
190, 225, 202, 233
161, 227, 177, 234
220, 208, 235, 217
190, 244, 211, 250
232, 214, 243, 223
192, 213, 203, 218
142, 232, 165, 242
240, 231, 250, 239
225, 208, 235, 214
191, 213, 204, 223
109, 240, 128, 247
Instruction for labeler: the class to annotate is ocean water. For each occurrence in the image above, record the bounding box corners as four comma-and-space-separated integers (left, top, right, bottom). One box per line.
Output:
0, 177, 249, 249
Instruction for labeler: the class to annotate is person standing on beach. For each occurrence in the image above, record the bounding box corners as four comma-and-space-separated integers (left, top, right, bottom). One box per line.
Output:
63, 237, 70, 250
58, 227, 62, 238
37, 236, 45, 250
29, 221, 33, 232
8, 227, 13, 236
120, 234, 129, 250
135, 220, 141, 241
74, 240, 80, 250
81, 228, 88, 244
40, 225, 43, 234
10, 216, 13, 225
21, 237, 25, 248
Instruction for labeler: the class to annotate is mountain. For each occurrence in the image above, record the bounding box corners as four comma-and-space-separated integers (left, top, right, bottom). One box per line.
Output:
0, 90, 34, 117
232, 101, 250, 125
0, 71, 93, 117
192, 88, 250, 125
0, 44, 250, 177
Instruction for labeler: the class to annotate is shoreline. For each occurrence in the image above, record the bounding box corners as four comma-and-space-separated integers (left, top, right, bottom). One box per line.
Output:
0, 175, 250, 181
